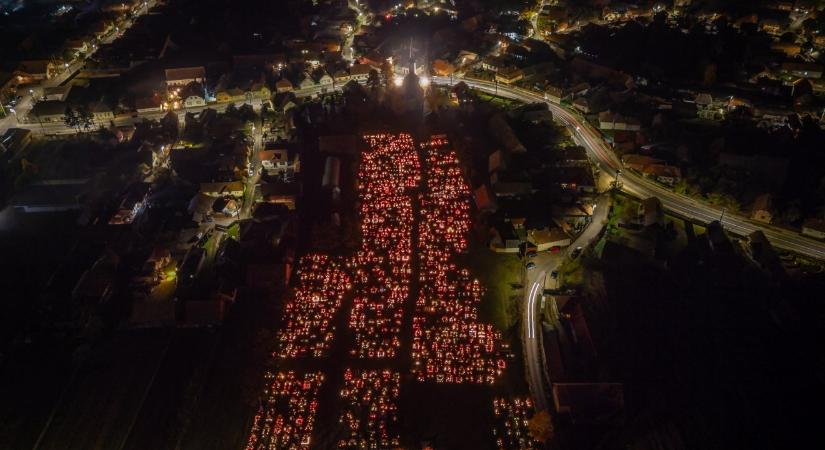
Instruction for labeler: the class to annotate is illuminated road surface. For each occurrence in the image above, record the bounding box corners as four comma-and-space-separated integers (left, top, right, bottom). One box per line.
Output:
433, 74, 825, 411
434, 76, 825, 261
520, 195, 609, 411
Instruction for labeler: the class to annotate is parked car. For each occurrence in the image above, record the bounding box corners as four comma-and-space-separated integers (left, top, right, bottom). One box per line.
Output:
525, 262, 536, 270
550, 270, 558, 279
571, 246, 583, 259
550, 246, 561, 253
526, 250, 538, 258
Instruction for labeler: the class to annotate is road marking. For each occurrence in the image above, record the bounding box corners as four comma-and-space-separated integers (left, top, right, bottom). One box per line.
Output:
527, 281, 541, 339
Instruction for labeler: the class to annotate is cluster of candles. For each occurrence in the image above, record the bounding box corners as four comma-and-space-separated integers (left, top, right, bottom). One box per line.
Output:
247, 134, 512, 449
337, 369, 401, 449
412, 137, 509, 384
491, 397, 542, 450
245, 371, 324, 450
276, 254, 351, 358
348, 134, 420, 359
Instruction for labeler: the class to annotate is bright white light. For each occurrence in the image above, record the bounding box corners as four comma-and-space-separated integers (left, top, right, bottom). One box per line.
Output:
527, 281, 541, 338
393, 76, 403, 87
419, 76, 430, 87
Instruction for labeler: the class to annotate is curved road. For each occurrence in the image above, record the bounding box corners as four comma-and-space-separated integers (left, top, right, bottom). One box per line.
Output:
434, 76, 825, 261
433, 75, 825, 412
522, 195, 609, 412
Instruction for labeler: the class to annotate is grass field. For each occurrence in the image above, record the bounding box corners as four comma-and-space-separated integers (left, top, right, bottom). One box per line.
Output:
477, 92, 520, 109
460, 242, 522, 334
558, 257, 584, 287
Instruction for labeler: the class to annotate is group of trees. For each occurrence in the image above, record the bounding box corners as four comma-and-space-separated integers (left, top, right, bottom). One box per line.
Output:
223, 103, 259, 124
63, 106, 96, 133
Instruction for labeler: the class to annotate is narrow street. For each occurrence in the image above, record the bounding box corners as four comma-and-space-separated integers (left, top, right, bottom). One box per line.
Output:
520, 194, 609, 411
1, 0, 158, 133
241, 124, 263, 219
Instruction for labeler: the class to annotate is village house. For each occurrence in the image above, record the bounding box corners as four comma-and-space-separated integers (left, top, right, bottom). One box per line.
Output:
43, 85, 73, 101
495, 67, 524, 85
259, 147, 300, 175
544, 85, 565, 104
349, 64, 372, 83
135, 96, 163, 114
482, 56, 510, 73
527, 227, 571, 252
490, 221, 521, 253
751, 194, 774, 224
801, 218, 825, 240
572, 97, 590, 114
199, 181, 244, 198
275, 78, 294, 93
640, 164, 682, 186
91, 102, 114, 122
178, 82, 206, 108
216, 87, 246, 103
622, 154, 663, 172
333, 69, 350, 85
165, 66, 206, 88
16, 60, 57, 81
299, 74, 317, 90
598, 112, 641, 131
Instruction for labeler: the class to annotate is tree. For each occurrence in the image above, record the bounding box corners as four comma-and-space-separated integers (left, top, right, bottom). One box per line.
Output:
380, 59, 393, 87
63, 106, 80, 132
367, 69, 381, 91
781, 201, 802, 225
260, 102, 272, 121
702, 62, 717, 86
425, 87, 448, 112
780, 31, 797, 43
527, 410, 554, 443
62, 49, 75, 64
77, 106, 94, 132
225, 103, 239, 117
238, 103, 258, 123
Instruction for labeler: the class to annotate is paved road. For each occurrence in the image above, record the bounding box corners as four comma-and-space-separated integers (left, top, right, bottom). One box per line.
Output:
345, 0, 369, 62
530, 0, 548, 39
13, 78, 352, 136
14, 98, 264, 136
521, 195, 609, 411
433, 76, 825, 261
241, 124, 263, 219
1, 1, 158, 134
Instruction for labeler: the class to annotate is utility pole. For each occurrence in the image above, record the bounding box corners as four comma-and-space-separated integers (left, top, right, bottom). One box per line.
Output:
720, 207, 727, 224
